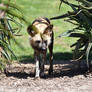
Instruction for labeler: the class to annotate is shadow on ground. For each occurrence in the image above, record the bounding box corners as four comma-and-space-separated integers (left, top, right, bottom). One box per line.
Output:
5, 52, 91, 79
5, 65, 88, 79
5, 72, 34, 79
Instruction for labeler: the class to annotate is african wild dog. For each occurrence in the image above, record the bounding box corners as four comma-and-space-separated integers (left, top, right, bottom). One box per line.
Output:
27, 17, 54, 78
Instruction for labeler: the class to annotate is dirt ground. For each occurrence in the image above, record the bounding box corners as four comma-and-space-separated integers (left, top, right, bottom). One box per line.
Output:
0, 60, 92, 92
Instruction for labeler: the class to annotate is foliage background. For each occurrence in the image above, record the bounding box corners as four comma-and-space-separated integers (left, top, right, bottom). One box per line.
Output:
11, 0, 77, 62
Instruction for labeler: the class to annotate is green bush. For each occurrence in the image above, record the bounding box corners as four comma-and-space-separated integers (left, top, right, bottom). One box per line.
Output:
50, 0, 92, 69
0, 0, 30, 71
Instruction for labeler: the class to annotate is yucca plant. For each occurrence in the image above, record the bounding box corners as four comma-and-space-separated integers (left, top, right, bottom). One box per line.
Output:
50, 0, 92, 69
0, 0, 30, 71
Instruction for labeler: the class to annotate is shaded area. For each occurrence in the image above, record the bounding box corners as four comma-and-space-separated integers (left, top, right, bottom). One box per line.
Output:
5, 67, 88, 79
19, 52, 73, 64
19, 55, 34, 64
4, 60, 90, 79
46, 68, 88, 79
4, 66, 35, 79
5, 72, 34, 79
4, 52, 92, 79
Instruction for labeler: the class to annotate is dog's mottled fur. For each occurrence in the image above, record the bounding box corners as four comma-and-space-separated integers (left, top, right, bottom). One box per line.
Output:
27, 17, 54, 78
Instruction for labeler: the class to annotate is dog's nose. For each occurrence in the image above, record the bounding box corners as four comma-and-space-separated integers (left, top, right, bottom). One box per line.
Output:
42, 48, 46, 51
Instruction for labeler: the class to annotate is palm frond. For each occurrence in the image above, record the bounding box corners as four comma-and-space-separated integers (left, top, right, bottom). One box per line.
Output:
0, 0, 31, 71
51, 0, 92, 69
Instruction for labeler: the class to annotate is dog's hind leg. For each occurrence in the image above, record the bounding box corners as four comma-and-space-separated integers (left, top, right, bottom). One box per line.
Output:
48, 46, 53, 75
48, 32, 54, 75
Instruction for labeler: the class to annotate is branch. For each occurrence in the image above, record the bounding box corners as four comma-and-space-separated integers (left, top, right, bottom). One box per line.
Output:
76, 0, 92, 7
60, 0, 79, 8
50, 11, 76, 20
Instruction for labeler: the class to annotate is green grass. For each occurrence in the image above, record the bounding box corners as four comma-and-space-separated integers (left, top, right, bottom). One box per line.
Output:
11, 0, 77, 62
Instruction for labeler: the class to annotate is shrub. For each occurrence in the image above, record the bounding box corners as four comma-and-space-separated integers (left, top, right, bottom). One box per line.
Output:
50, 0, 92, 69
0, 0, 30, 71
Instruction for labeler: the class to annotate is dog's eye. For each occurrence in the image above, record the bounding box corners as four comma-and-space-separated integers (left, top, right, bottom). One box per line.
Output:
36, 40, 41, 43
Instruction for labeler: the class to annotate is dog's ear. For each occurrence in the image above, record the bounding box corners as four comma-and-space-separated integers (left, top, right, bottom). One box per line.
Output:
27, 25, 34, 37
27, 25, 40, 37
43, 24, 53, 35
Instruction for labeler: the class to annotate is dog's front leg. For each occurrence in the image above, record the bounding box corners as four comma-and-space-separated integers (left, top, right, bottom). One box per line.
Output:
34, 51, 40, 78
40, 52, 46, 77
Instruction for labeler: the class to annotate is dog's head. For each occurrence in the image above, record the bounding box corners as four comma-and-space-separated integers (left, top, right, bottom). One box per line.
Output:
27, 17, 53, 51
